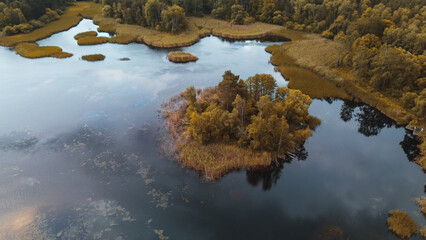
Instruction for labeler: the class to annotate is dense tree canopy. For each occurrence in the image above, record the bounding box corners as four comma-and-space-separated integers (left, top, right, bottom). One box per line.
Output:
0, 0, 68, 35
183, 71, 320, 158
101, 0, 189, 33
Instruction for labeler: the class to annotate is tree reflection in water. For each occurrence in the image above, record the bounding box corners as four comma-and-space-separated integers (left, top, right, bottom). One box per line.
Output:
340, 100, 420, 161
340, 101, 395, 137
246, 100, 421, 191
400, 130, 420, 162
246, 146, 308, 191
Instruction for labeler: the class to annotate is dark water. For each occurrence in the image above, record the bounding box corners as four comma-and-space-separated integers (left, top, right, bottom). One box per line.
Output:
0, 19, 424, 240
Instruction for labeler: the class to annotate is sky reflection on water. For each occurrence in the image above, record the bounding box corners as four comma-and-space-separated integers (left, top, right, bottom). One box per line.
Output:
0, 19, 424, 240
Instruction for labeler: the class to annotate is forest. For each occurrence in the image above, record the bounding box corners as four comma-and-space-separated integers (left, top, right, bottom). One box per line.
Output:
0, 0, 70, 35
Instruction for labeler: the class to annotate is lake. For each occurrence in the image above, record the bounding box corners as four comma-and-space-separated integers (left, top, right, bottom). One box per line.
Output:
0, 19, 424, 240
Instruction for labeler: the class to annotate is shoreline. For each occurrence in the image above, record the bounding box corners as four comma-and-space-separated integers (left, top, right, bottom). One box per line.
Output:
0, 2, 101, 47
265, 30, 425, 171
91, 15, 288, 48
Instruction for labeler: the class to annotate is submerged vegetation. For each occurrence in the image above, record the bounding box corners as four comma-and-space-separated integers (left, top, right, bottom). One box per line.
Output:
387, 210, 418, 239
167, 51, 198, 63
82, 54, 105, 61
163, 70, 320, 180
15, 42, 72, 58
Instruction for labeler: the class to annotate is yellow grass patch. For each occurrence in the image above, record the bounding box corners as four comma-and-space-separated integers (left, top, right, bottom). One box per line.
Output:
109, 35, 137, 44
191, 16, 283, 40
180, 142, 272, 180
77, 36, 109, 45
0, 2, 101, 47
168, 51, 198, 63
387, 210, 418, 239
82, 54, 105, 61
74, 31, 97, 40
15, 42, 72, 59
92, 15, 286, 48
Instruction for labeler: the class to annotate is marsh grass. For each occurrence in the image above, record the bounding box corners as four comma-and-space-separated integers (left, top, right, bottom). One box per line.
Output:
77, 36, 109, 45
191, 16, 283, 40
278, 66, 349, 99
180, 142, 272, 180
0, 2, 101, 47
387, 210, 418, 239
15, 43, 72, 59
93, 15, 286, 48
109, 35, 137, 44
82, 54, 105, 61
74, 31, 97, 40
168, 51, 198, 63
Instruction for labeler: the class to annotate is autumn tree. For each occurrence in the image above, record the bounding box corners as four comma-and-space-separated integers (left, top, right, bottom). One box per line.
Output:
160, 4, 187, 33
144, 0, 166, 28
217, 70, 248, 110
246, 73, 277, 101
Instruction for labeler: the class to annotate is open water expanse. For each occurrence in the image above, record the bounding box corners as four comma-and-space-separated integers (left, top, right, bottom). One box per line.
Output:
0, 19, 424, 239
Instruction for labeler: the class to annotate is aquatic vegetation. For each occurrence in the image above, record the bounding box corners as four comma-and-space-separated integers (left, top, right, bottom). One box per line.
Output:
0, 2, 101, 47
147, 188, 172, 209
57, 199, 134, 239
89, 150, 130, 174
82, 54, 105, 62
387, 210, 418, 239
15, 43, 72, 59
153, 229, 169, 240
74, 31, 97, 40
167, 51, 198, 63
0, 130, 38, 151
77, 36, 109, 45
137, 163, 155, 185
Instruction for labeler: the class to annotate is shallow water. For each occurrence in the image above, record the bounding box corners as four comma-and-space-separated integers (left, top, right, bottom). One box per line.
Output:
0, 19, 424, 240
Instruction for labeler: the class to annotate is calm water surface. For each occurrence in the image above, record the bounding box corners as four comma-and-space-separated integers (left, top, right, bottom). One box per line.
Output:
0, 19, 424, 240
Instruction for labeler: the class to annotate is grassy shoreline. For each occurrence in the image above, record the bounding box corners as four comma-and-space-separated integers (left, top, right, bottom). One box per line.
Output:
266, 29, 426, 171
0, 2, 101, 47
92, 15, 287, 48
